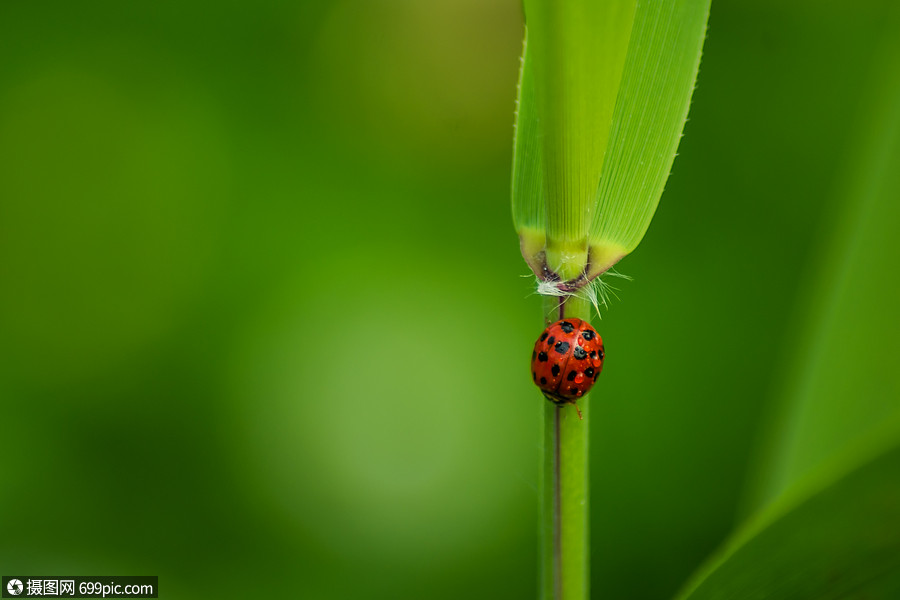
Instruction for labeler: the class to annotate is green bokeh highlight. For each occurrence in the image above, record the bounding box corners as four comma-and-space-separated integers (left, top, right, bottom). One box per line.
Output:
0, 1, 897, 599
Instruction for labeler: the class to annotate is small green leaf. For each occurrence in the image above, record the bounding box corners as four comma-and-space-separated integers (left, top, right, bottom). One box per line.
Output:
513, 0, 636, 280
587, 0, 710, 277
512, 0, 710, 282
511, 33, 547, 277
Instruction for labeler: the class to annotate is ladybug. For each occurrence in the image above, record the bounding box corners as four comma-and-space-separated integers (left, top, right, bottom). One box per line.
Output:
531, 318, 605, 418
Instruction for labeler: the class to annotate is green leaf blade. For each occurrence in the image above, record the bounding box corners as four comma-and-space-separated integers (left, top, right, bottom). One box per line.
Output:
676, 428, 900, 600
513, 0, 637, 278
588, 0, 711, 275
525, 0, 636, 244
512, 0, 710, 281
743, 30, 900, 514
511, 34, 548, 275
675, 29, 900, 600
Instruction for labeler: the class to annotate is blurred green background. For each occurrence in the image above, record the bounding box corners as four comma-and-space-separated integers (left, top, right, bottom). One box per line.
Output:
1, 1, 898, 598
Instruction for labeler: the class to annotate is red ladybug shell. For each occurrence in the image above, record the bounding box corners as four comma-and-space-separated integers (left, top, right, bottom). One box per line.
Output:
531, 319, 605, 405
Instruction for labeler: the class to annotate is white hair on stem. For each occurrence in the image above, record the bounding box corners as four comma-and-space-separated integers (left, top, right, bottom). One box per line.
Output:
531, 269, 632, 320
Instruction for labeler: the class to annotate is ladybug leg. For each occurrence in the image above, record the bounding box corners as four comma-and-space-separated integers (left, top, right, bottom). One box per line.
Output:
543, 392, 564, 405
542, 392, 583, 420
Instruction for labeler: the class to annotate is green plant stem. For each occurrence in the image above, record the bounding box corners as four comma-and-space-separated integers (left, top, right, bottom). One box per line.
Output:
541, 294, 591, 600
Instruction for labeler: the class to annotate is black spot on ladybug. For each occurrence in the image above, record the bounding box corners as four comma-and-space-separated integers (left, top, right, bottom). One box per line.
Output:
540, 377, 547, 385
540, 332, 548, 342
598, 349, 605, 360
593, 371, 599, 381
581, 330, 595, 341
567, 370, 578, 381
551, 364, 560, 377
533, 371, 537, 381
559, 321, 575, 333
585, 367, 595, 378
573, 346, 587, 360
547, 336, 556, 347
538, 351, 548, 362
554, 341, 570, 354
569, 386, 579, 395
590, 350, 597, 359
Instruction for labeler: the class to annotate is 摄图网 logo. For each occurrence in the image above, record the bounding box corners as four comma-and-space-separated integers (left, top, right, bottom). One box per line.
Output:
6, 579, 23, 596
